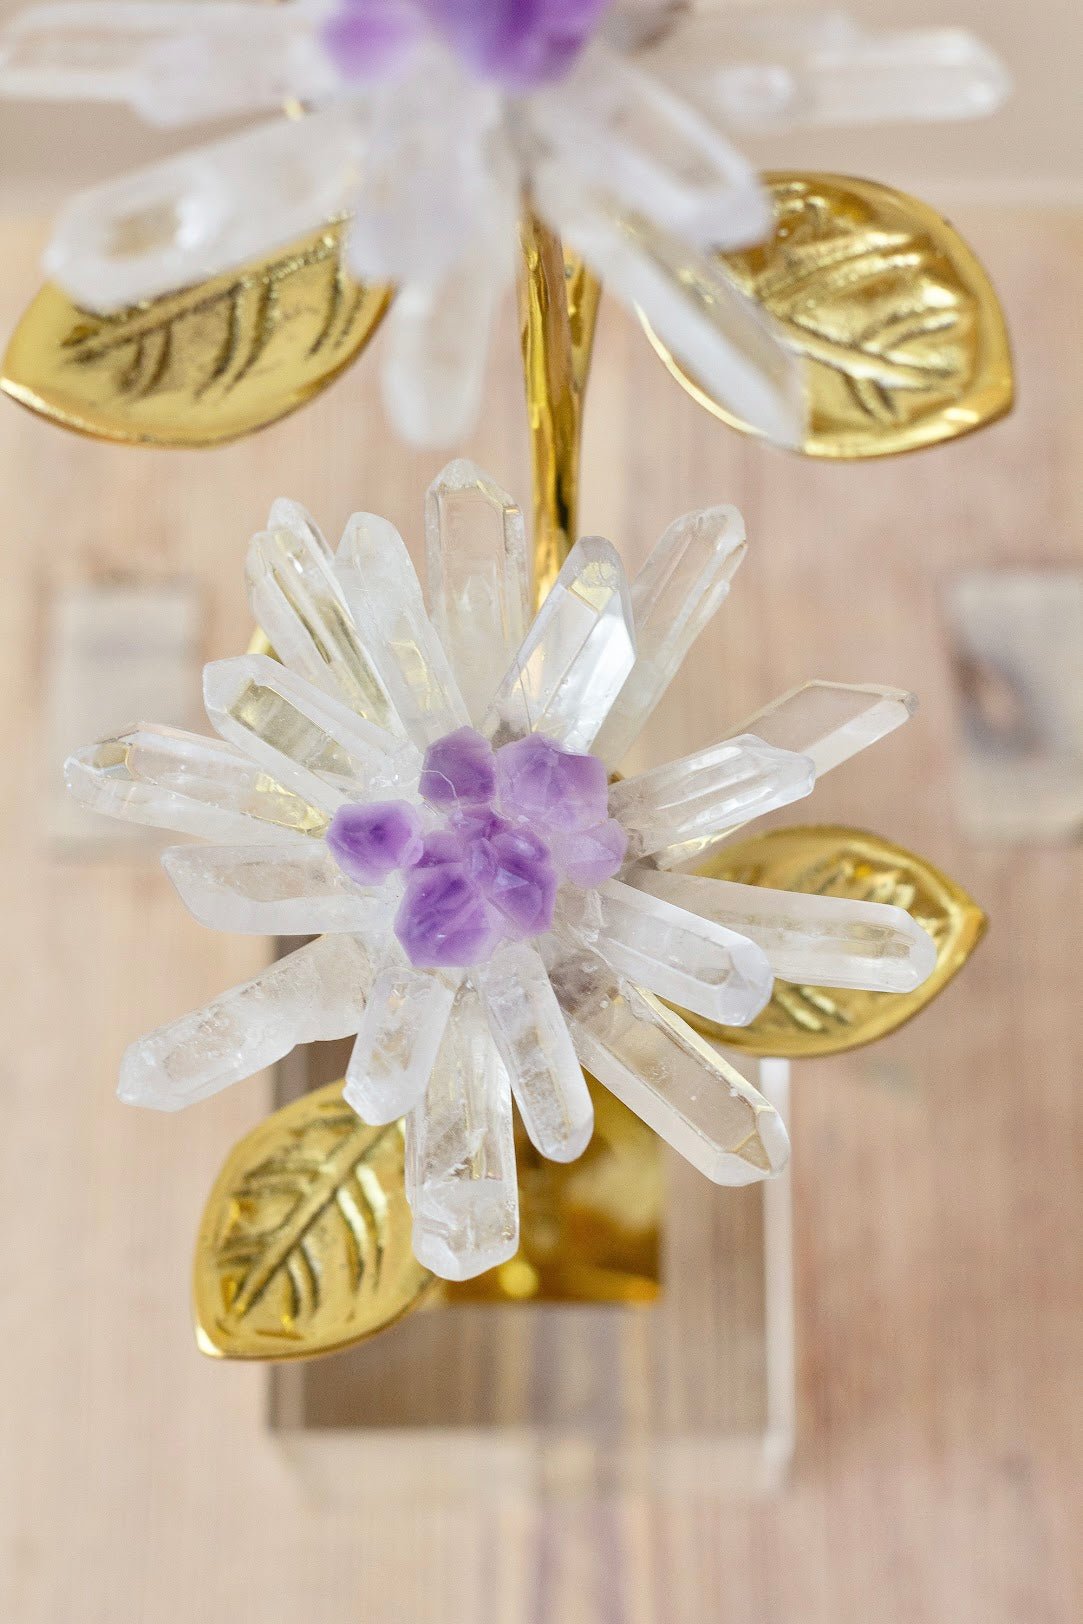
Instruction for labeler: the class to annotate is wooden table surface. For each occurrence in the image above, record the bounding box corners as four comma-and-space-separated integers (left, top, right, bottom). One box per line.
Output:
0, 207, 1079, 1624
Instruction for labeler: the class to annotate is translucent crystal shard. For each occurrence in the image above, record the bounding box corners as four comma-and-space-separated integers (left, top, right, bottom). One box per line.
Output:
483, 535, 635, 752
424, 459, 531, 725
544, 938, 788, 1185
627, 867, 937, 993
592, 879, 773, 1025
594, 504, 746, 766
335, 513, 471, 749
477, 942, 593, 1162
161, 842, 385, 937
203, 654, 412, 811
405, 982, 519, 1280
246, 520, 401, 732
730, 681, 916, 776
65, 724, 327, 843
119, 934, 374, 1111
609, 734, 815, 866
42, 104, 366, 311
344, 959, 459, 1127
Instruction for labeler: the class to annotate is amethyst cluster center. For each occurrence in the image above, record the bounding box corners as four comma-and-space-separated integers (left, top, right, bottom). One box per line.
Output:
326, 727, 627, 968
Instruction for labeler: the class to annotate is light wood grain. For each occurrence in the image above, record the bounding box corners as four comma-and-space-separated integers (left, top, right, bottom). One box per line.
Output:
0, 207, 1080, 1624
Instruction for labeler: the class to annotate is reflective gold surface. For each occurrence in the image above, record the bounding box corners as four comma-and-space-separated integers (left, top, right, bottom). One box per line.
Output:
194, 1081, 434, 1361
641, 172, 1013, 459
1, 222, 391, 447
688, 825, 987, 1058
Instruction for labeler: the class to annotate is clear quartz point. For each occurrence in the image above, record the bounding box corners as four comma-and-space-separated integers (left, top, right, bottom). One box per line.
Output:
406, 981, 519, 1281
477, 942, 593, 1162
118, 933, 375, 1111
728, 681, 917, 776
483, 534, 636, 751
161, 841, 385, 937
610, 733, 815, 867
65, 723, 328, 842
335, 513, 471, 749
535, 165, 806, 451
594, 504, 746, 766
266, 497, 331, 560
592, 878, 774, 1025
544, 937, 789, 1185
203, 654, 412, 812
43, 103, 365, 311
246, 521, 402, 733
626, 866, 937, 993
344, 959, 460, 1126
424, 459, 531, 726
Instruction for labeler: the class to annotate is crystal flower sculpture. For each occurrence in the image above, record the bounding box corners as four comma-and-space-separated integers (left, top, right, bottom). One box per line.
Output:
65, 461, 936, 1280
0, 2, 1008, 447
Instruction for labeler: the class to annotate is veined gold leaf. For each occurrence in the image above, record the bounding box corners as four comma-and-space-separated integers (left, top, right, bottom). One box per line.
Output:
641, 172, 1013, 459
685, 825, 986, 1059
194, 1082, 433, 1361
2, 223, 391, 447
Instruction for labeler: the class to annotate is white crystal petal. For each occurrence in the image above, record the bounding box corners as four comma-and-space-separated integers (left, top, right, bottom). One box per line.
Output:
594, 504, 746, 766
532, 43, 772, 250
0, 3, 334, 125
728, 680, 916, 775
483, 534, 636, 751
544, 938, 788, 1185
424, 459, 531, 725
65, 723, 327, 842
335, 513, 471, 748
44, 105, 365, 311
246, 518, 403, 734
266, 497, 332, 560
536, 166, 805, 450
118, 933, 375, 1111
344, 961, 459, 1127
405, 982, 519, 1281
161, 842, 388, 936
203, 654, 413, 812
478, 943, 593, 1163
626, 867, 937, 993
610, 733, 815, 866
592, 878, 773, 1025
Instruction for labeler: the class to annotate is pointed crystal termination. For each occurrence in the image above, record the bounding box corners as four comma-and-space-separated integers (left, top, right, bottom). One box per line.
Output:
545, 937, 789, 1185
592, 879, 774, 1025
65, 724, 329, 844
345, 958, 459, 1126
118, 934, 375, 1111
246, 519, 402, 733
405, 981, 519, 1281
478, 942, 593, 1162
161, 842, 387, 938
610, 733, 815, 867
627, 867, 937, 993
424, 459, 531, 726
729, 681, 917, 776
335, 512, 471, 749
483, 534, 636, 752
594, 504, 746, 766
203, 654, 413, 813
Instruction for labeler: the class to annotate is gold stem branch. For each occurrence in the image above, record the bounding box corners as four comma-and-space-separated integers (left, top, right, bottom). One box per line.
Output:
518, 212, 600, 608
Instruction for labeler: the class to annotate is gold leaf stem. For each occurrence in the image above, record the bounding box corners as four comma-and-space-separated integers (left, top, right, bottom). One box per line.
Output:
518, 211, 600, 607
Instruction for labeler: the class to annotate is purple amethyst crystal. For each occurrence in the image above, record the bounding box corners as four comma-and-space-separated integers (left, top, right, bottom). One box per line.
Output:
551, 818, 627, 888
327, 799, 423, 884
495, 734, 609, 833
394, 863, 501, 967
419, 727, 496, 809
321, 0, 423, 81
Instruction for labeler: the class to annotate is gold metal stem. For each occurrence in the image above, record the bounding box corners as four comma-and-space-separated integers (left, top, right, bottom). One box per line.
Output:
518, 211, 600, 607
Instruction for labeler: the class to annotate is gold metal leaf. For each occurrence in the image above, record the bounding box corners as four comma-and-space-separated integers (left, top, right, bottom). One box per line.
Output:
194, 1082, 434, 1361
641, 172, 1013, 459
686, 825, 986, 1059
1, 223, 391, 447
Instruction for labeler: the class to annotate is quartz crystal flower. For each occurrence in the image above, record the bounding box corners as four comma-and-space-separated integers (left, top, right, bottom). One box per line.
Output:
66, 461, 937, 1280
0, 2, 1008, 447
